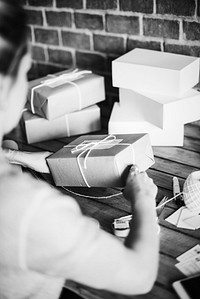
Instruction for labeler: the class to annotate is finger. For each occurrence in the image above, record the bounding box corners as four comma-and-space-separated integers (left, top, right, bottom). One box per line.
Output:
140, 171, 147, 176
129, 165, 139, 176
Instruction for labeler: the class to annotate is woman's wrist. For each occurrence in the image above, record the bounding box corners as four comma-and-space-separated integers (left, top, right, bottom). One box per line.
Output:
3, 148, 18, 163
131, 193, 157, 212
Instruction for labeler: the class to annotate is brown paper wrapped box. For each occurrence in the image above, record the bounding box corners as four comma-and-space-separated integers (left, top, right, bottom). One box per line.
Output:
47, 134, 155, 188
26, 69, 105, 120
23, 105, 101, 144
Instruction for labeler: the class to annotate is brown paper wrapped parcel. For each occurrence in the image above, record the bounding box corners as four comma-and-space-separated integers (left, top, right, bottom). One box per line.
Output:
26, 69, 105, 120
23, 105, 101, 144
47, 134, 155, 188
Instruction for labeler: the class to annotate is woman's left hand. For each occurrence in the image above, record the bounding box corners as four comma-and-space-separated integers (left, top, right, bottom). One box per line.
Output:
3, 149, 52, 173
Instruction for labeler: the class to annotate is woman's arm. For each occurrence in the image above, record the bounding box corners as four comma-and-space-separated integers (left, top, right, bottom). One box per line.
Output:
122, 168, 159, 293
3, 148, 52, 173
26, 166, 159, 295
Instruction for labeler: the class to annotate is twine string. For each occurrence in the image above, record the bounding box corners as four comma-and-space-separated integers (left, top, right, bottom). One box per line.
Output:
71, 135, 117, 188
155, 192, 183, 210
65, 135, 135, 188
30, 69, 91, 114
61, 186, 123, 199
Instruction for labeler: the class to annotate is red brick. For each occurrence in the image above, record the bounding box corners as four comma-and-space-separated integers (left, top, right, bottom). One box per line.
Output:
28, 0, 53, 6
48, 48, 73, 66
119, 0, 153, 13
86, 0, 117, 10
76, 51, 106, 72
56, 0, 83, 9
164, 43, 200, 57
93, 34, 125, 55
62, 31, 90, 50
35, 28, 59, 45
26, 9, 43, 25
32, 45, 45, 61
157, 0, 195, 17
37, 63, 64, 77
20, 0, 27, 5
127, 39, 161, 51
106, 14, 139, 35
183, 21, 200, 41
75, 13, 103, 30
143, 18, 179, 39
46, 11, 72, 27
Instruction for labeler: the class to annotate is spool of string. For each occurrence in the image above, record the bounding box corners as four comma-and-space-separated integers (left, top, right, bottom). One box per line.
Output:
183, 171, 200, 213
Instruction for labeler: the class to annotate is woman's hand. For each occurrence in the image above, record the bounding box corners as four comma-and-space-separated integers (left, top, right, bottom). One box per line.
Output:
3, 149, 52, 173
123, 165, 157, 207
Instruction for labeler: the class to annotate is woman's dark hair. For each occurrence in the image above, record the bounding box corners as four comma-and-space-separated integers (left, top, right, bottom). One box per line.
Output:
0, 0, 28, 77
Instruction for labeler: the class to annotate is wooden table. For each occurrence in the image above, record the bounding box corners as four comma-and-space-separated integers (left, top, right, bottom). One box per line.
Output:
5, 109, 200, 299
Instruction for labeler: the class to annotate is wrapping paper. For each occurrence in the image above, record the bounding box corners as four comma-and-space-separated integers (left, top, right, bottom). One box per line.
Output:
47, 134, 155, 187
26, 69, 105, 120
23, 105, 101, 144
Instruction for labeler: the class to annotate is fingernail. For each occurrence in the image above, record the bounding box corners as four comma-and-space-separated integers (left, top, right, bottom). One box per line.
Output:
130, 165, 139, 175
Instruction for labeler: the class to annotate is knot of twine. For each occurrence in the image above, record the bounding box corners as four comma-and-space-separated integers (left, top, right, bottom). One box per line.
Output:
65, 135, 135, 188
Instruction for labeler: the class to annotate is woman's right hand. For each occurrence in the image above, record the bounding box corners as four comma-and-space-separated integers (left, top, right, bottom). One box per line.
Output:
123, 166, 157, 206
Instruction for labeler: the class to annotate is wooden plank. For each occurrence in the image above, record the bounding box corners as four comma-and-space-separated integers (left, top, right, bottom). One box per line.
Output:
183, 136, 200, 153
151, 157, 199, 179
148, 169, 185, 191
159, 225, 200, 257
184, 124, 200, 140
153, 146, 200, 168
157, 253, 182, 286
64, 280, 178, 299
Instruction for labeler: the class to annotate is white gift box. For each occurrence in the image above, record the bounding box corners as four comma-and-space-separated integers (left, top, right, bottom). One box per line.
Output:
27, 70, 105, 120
112, 48, 199, 97
119, 87, 200, 129
108, 103, 184, 146
23, 105, 101, 144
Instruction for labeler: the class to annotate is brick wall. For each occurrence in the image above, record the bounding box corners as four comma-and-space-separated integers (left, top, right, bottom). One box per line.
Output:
24, 0, 200, 107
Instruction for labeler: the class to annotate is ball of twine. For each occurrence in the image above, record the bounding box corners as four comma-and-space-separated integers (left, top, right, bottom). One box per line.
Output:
183, 171, 200, 213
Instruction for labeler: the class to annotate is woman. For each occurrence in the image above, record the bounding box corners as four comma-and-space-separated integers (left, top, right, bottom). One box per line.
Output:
0, 1, 159, 299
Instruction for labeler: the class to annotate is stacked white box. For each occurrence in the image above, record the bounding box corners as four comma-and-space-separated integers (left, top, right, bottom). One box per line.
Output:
112, 48, 199, 97
109, 48, 200, 146
109, 103, 184, 146
119, 88, 200, 129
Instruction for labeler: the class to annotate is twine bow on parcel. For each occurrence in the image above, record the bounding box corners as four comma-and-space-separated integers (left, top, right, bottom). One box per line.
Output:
64, 135, 135, 188
30, 68, 92, 114
183, 171, 200, 213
